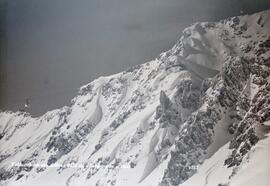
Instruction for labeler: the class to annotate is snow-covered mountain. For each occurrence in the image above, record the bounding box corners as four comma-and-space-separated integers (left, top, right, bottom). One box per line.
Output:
1, 10, 270, 186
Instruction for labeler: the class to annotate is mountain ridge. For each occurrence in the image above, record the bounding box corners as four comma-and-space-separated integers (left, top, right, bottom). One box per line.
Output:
1, 9, 270, 186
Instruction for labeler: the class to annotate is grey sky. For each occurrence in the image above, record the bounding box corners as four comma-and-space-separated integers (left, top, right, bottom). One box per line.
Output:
1, 0, 270, 116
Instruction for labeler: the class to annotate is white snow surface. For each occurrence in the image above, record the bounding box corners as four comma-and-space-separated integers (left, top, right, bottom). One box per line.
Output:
0, 9, 270, 186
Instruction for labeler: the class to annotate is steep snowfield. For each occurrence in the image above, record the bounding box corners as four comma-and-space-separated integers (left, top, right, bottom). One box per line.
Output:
179, 143, 233, 186
229, 134, 270, 186
179, 134, 270, 186
1, 10, 270, 186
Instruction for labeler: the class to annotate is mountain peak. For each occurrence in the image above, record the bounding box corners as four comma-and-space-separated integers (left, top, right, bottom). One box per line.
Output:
1, 10, 270, 186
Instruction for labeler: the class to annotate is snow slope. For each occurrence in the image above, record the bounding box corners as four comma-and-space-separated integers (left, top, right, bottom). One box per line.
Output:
1, 10, 270, 186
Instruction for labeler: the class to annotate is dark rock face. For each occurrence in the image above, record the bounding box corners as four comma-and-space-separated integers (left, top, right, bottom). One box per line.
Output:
226, 82, 270, 167
160, 102, 221, 185
46, 121, 96, 165
0, 168, 15, 181
159, 17, 270, 185
0, 158, 34, 181
156, 91, 182, 128
1, 11, 270, 186
155, 55, 255, 184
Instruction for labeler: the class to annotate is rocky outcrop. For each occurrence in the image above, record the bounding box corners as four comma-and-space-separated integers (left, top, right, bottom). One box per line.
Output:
0, 10, 270, 186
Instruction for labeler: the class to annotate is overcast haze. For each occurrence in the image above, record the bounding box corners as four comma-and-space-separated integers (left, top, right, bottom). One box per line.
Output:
1, 0, 270, 116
